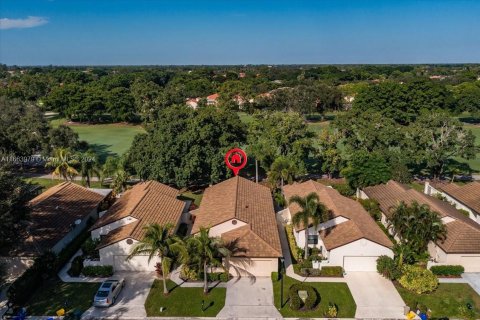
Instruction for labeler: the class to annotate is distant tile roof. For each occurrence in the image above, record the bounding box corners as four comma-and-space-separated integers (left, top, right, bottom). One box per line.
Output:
363, 180, 480, 254
192, 176, 282, 257
26, 182, 108, 254
431, 181, 480, 215
207, 93, 219, 100
283, 180, 393, 250
95, 181, 186, 249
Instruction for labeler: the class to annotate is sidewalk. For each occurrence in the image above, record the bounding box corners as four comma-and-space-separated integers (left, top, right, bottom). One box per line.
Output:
58, 249, 104, 283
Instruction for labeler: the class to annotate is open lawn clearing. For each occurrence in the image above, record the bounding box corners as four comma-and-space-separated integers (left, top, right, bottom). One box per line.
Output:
25, 280, 98, 316
179, 191, 203, 207
144, 279, 226, 317
50, 118, 145, 161
24, 177, 105, 190
396, 283, 480, 318
271, 272, 356, 318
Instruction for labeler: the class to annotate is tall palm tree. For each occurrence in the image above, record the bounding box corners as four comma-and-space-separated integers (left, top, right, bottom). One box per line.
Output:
187, 227, 225, 294
268, 156, 297, 189
45, 148, 79, 181
128, 224, 185, 295
289, 192, 328, 260
78, 150, 100, 188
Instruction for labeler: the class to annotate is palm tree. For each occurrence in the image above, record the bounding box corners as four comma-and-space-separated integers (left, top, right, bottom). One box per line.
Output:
388, 201, 447, 265
102, 155, 130, 193
268, 156, 298, 189
186, 227, 225, 294
78, 150, 100, 188
45, 148, 79, 181
289, 192, 328, 260
128, 224, 185, 295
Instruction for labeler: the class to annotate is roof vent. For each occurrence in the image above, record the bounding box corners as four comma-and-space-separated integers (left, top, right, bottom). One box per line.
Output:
55, 205, 60, 210
74, 219, 82, 225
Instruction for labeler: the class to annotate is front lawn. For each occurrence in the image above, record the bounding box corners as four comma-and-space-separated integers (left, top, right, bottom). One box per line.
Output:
25, 280, 98, 316
145, 280, 226, 317
271, 272, 356, 318
396, 283, 480, 318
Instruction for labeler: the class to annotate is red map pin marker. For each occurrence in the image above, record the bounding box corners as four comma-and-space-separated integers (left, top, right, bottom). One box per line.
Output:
225, 148, 247, 176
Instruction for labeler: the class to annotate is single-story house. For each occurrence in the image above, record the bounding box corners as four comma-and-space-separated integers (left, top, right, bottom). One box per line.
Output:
206, 93, 219, 105
424, 181, 480, 225
191, 176, 282, 277
23, 182, 110, 256
281, 180, 393, 272
90, 181, 189, 271
360, 180, 480, 272
1, 182, 109, 283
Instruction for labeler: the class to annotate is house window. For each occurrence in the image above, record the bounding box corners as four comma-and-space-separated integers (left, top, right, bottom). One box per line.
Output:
308, 235, 318, 245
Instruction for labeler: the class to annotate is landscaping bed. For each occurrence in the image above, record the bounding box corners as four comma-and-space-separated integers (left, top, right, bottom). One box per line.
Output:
145, 279, 226, 317
271, 272, 356, 318
396, 283, 480, 318
293, 264, 344, 277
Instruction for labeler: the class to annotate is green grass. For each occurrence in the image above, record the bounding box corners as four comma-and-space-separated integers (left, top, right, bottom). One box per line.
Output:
145, 280, 226, 317
179, 191, 203, 206
396, 283, 480, 318
271, 272, 356, 318
25, 280, 99, 316
51, 118, 145, 161
409, 181, 424, 192
24, 177, 105, 190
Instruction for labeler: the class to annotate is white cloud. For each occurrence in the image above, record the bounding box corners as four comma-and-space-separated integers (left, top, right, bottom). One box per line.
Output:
0, 16, 48, 30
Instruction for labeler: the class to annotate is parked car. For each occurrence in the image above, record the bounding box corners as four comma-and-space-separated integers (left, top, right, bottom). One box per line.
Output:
93, 278, 125, 307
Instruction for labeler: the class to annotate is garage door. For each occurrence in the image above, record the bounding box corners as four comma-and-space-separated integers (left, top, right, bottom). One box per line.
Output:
343, 256, 379, 272
460, 256, 480, 272
228, 258, 278, 277
113, 255, 160, 272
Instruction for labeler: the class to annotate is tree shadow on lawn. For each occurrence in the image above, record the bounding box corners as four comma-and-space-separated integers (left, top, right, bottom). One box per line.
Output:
87, 143, 117, 163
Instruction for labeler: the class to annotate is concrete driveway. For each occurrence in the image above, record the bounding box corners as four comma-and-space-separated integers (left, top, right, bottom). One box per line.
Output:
345, 272, 405, 319
81, 272, 155, 319
217, 277, 282, 319
463, 273, 480, 294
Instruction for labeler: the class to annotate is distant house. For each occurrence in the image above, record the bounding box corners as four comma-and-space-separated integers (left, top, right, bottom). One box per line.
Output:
186, 98, 200, 109
206, 93, 219, 105
281, 180, 393, 272
191, 176, 282, 276
89, 181, 189, 271
360, 180, 480, 272
424, 181, 480, 224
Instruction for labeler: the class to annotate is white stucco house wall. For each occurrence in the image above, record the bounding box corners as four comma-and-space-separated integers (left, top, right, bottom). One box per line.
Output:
362, 180, 480, 272
283, 180, 393, 272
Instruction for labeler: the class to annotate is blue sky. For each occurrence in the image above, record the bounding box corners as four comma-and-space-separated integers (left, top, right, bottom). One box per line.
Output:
0, 0, 479, 65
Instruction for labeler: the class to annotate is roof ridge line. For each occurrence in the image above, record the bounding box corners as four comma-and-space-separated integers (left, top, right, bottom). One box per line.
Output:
234, 176, 240, 218
31, 181, 70, 206
129, 186, 152, 219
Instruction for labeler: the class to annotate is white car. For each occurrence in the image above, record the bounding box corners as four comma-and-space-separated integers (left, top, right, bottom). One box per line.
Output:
93, 278, 125, 307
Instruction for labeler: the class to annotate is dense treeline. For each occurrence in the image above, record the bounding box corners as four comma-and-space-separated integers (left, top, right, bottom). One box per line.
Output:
1, 64, 479, 123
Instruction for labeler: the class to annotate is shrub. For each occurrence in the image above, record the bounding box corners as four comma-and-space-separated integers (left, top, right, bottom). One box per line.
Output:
285, 225, 302, 262
376, 255, 401, 280
325, 302, 338, 318
82, 265, 113, 277
358, 198, 382, 221
219, 272, 230, 282
81, 238, 100, 259
430, 265, 464, 277
399, 265, 438, 294
332, 183, 355, 197
288, 283, 319, 311
320, 266, 343, 277
67, 256, 84, 277
458, 209, 470, 217
180, 265, 198, 281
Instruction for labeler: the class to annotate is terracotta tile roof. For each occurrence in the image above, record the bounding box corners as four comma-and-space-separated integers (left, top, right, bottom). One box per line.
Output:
363, 180, 480, 254
192, 176, 282, 257
27, 182, 108, 253
97, 221, 139, 249
95, 181, 186, 248
221, 225, 281, 257
207, 93, 219, 100
431, 181, 480, 215
283, 180, 393, 250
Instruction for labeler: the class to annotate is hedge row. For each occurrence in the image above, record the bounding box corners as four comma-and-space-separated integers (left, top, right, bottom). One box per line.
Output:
430, 265, 464, 277
285, 225, 302, 263
296, 266, 343, 277
82, 265, 114, 277
289, 283, 319, 311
